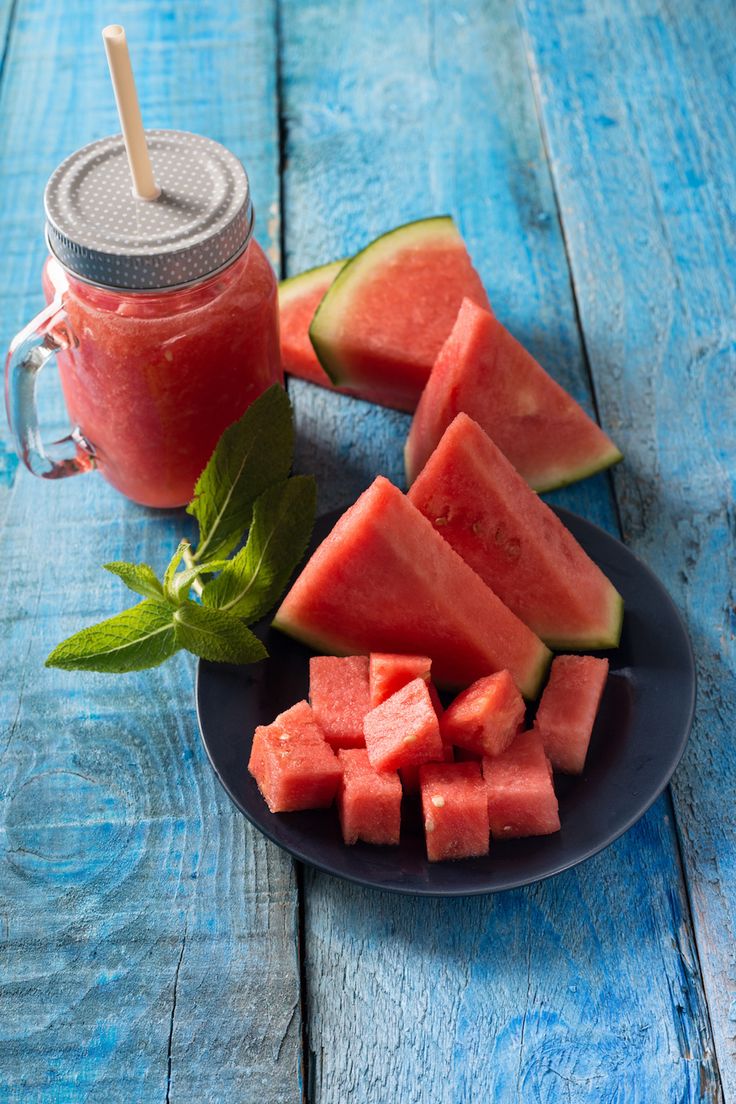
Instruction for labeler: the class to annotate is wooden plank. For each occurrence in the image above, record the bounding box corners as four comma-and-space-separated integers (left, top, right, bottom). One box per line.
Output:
517, 0, 736, 1094
0, 2, 302, 1101
280, 1, 721, 1100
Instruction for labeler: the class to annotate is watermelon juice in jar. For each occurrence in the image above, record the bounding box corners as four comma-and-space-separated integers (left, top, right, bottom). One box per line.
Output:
6, 130, 281, 508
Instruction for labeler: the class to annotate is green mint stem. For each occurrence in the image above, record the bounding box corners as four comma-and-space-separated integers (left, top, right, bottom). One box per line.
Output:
182, 544, 204, 598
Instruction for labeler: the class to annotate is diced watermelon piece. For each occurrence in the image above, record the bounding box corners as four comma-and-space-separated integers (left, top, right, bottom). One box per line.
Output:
535, 655, 609, 774
275, 477, 551, 697
309, 217, 491, 412
309, 655, 371, 749
419, 761, 490, 862
248, 720, 342, 813
405, 298, 623, 492
279, 260, 394, 408
273, 699, 328, 742
482, 729, 560, 839
408, 413, 623, 650
337, 748, 402, 845
364, 678, 444, 772
369, 652, 432, 707
399, 681, 450, 793
441, 670, 525, 757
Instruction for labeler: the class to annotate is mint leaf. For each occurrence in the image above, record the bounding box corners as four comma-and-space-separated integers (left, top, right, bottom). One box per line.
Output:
165, 559, 230, 605
188, 385, 294, 562
203, 476, 316, 622
104, 562, 164, 601
46, 600, 178, 673
164, 540, 189, 592
173, 602, 267, 664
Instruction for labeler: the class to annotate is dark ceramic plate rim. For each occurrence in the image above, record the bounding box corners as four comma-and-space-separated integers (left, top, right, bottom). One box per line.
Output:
196, 506, 696, 897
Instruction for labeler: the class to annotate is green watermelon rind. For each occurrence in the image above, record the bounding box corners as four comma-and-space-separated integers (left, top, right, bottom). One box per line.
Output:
532, 442, 624, 494
272, 609, 552, 701
278, 258, 347, 306
309, 215, 460, 386
541, 590, 624, 652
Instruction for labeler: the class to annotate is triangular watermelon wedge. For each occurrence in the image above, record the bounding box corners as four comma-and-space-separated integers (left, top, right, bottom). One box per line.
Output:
405, 298, 622, 491
279, 260, 346, 388
407, 413, 623, 649
279, 260, 407, 409
309, 217, 491, 412
274, 476, 551, 698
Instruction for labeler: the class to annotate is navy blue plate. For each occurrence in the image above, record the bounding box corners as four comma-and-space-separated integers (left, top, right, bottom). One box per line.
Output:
196, 507, 695, 897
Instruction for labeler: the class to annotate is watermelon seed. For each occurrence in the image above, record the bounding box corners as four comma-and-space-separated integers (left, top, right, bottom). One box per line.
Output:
435, 517, 448, 527
431, 795, 445, 808
425, 817, 436, 832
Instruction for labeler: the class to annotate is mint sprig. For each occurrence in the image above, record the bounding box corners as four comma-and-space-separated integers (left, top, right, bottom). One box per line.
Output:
46, 386, 315, 674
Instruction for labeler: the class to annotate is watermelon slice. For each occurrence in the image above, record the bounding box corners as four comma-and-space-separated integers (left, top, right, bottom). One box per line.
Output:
279, 260, 345, 387
369, 652, 432, 707
482, 729, 560, 839
274, 477, 551, 697
441, 670, 525, 758
535, 655, 609, 774
419, 761, 490, 862
364, 678, 444, 772
309, 217, 491, 412
337, 748, 402, 846
309, 655, 371, 749
405, 298, 622, 491
408, 413, 623, 649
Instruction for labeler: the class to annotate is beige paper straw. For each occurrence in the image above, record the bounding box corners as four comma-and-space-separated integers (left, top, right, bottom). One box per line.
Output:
102, 24, 160, 201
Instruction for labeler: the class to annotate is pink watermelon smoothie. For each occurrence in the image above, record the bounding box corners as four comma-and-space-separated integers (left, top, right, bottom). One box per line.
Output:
43, 246, 281, 508
408, 413, 623, 649
482, 729, 560, 839
535, 655, 609, 774
274, 476, 551, 697
309, 218, 490, 412
405, 298, 622, 492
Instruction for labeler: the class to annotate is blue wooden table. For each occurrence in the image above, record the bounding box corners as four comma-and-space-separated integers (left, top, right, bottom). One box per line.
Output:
1, 1, 733, 1100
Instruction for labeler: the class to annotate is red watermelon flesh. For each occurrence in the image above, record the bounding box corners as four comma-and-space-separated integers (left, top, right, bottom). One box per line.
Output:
248, 720, 342, 813
408, 413, 623, 649
535, 655, 609, 774
399, 682, 451, 793
420, 761, 490, 862
482, 729, 560, 839
309, 217, 491, 412
309, 655, 371, 750
274, 477, 551, 697
405, 298, 623, 491
364, 678, 444, 773
279, 261, 393, 407
337, 748, 402, 845
369, 652, 432, 707
441, 670, 525, 758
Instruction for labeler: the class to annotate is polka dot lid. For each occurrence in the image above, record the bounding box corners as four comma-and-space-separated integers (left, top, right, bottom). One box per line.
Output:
45, 130, 253, 291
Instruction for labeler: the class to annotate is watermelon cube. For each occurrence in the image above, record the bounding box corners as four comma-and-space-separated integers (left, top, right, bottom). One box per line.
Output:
482, 729, 560, 840
364, 678, 444, 772
399, 681, 449, 793
535, 655, 609, 774
309, 655, 371, 749
419, 761, 490, 862
369, 652, 432, 707
248, 714, 342, 814
441, 670, 525, 757
337, 748, 402, 845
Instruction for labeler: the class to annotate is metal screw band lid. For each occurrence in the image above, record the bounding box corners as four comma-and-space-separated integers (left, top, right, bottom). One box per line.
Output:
44, 129, 253, 292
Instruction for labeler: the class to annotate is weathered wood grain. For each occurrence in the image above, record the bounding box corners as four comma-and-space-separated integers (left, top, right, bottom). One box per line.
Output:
0, 2, 301, 1101
518, 0, 736, 1095
280, 0, 721, 1100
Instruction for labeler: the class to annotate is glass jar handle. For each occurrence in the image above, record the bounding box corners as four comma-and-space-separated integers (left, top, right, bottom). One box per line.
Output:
5, 301, 95, 479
